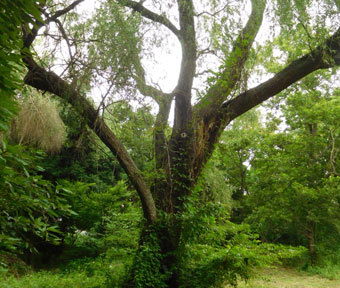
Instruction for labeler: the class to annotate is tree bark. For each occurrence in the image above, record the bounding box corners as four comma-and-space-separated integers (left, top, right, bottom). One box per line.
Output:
306, 222, 317, 264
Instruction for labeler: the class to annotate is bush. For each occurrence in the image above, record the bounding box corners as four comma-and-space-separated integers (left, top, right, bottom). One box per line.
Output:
305, 246, 340, 279
0, 141, 75, 257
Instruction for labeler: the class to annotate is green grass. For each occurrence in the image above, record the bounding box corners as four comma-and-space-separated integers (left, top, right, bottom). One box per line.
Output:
0, 254, 129, 288
0, 271, 105, 288
2, 263, 340, 288
306, 263, 340, 280
232, 267, 340, 288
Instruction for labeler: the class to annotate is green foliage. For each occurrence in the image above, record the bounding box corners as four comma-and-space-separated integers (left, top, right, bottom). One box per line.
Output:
87, 1, 142, 95
38, 179, 142, 276
106, 101, 155, 174
41, 102, 122, 185
273, 0, 339, 38
196, 154, 233, 206
36, 180, 143, 287
178, 194, 254, 287
211, 110, 264, 223
0, 141, 75, 255
58, 256, 129, 288
176, 192, 307, 287
0, 252, 32, 277
0, 0, 42, 131
243, 77, 340, 263
59, 179, 142, 236
2, 2, 340, 286
0, 0, 77, 270
0, 97, 17, 134
306, 257, 340, 280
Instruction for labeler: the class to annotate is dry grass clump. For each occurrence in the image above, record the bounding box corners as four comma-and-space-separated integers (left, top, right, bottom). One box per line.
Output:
11, 94, 66, 153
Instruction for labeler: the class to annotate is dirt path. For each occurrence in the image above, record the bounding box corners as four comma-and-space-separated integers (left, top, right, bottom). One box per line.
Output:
232, 267, 340, 288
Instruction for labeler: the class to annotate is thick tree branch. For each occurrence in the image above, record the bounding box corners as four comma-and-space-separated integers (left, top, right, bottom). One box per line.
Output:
157, 0, 198, 213
48, 0, 85, 22
152, 98, 173, 211
116, 0, 181, 39
224, 29, 340, 120
172, 0, 197, 133
194, 0, 266, 121
135, 77, 170, 103
133, 56, 173, 104
131, 50, 174, 210
176, 0, 197, 93
154, 98, 172, 169
192, 0, 266, 179
22, 55, 157, 224
193, 27, 340, 179
132, 50, 174, 172
222, 0, 266, 94
133, 55, 173, 180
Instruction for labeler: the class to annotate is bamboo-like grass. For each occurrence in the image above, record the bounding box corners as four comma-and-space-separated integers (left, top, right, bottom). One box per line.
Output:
11, 94, 66, 153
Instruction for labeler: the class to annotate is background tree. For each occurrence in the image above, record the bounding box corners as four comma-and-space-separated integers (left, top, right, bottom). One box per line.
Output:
215, 109, 264, 223
18, 0, 340, 286
245, 76, 340, 263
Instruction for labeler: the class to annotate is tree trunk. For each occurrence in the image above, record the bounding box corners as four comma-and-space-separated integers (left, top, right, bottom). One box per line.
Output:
306, 222, 317, 264
124, 216, 182, 287
127, 130, 196, 287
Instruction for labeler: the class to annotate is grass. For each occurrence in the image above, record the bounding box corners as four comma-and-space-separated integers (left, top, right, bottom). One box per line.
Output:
232, 266, 340, 288
0, 271, 105, 288
0, 255, 127, 288
1, 262, 340, 288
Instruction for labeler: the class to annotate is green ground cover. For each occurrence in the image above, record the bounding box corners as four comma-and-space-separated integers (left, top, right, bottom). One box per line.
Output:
234, 267, 340, 288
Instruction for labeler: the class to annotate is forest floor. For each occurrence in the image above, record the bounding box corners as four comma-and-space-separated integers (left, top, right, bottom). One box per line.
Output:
2, 264, 340, 288
232, 266, 340, 288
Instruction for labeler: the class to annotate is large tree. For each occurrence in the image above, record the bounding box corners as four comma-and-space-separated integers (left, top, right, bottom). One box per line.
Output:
19, 0, 340, 286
